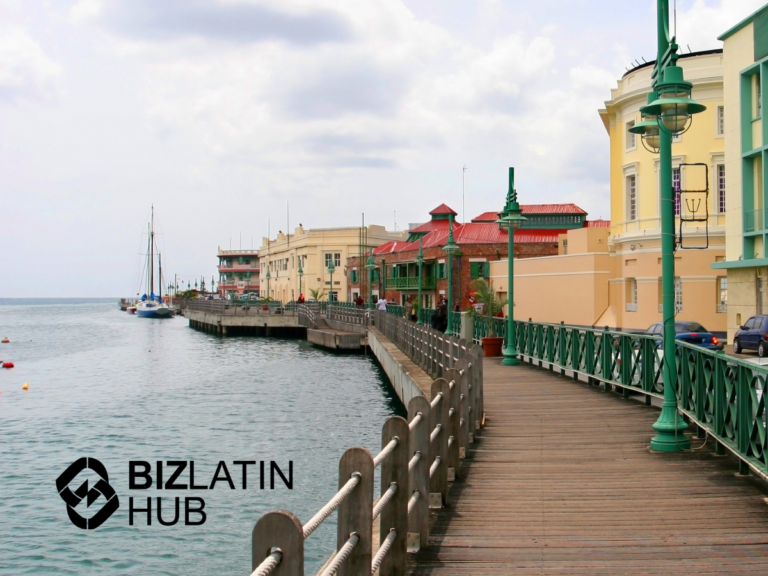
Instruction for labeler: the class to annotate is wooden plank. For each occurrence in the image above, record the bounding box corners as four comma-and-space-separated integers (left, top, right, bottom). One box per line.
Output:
408, 360, 768, 575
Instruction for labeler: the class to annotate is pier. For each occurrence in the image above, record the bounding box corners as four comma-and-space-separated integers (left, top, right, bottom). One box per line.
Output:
238, 310, 768, 576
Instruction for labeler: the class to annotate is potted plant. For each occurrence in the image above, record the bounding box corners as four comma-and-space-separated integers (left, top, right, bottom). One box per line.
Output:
468, 278, 508, 357
309, 287, 326, 302
259, 296, 272, 310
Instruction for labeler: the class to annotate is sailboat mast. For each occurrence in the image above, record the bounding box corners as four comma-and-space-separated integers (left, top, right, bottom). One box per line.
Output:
150, 205, 155, 297
158, 252, 163, 302
146, 222, 151, 296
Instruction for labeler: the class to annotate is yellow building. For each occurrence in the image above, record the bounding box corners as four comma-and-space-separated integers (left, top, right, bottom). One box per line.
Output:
489, 50, 727, 334
712, 4, 768, 341
259, 224, 406, 303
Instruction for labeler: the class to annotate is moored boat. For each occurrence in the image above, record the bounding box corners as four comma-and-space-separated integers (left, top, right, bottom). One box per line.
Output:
136, 206, 173, 319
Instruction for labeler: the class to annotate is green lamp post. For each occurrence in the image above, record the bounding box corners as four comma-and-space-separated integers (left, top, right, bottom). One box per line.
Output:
327, 259, 336, 302
416, 237, 425, 324
380, 259, 386, 300
443, 213, 459, 336
497, 167, 527, 366
298, 259, 304, 299
627, 0, 705, 452
365, 252, 377, 305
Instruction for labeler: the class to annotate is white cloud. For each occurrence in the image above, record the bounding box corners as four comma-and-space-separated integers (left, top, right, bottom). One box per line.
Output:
0, 27, 62, 101
677, 0, 767, 51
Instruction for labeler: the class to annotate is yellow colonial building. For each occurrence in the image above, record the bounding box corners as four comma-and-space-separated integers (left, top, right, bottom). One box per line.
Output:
259, 224, 406, 303
712, 4, 768, 341
489, 50, 728, 334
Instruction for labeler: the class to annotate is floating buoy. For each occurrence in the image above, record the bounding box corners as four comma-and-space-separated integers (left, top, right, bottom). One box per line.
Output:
2, 362, 13, 368
22, 383, 28, 390
1, 338, 9, 343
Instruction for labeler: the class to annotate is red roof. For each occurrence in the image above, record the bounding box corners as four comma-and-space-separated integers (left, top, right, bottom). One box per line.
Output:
585, 219, 610, 227
520, 203, 587, 214
471, 212, 500, 223
409, 220, 452, 234
429, 203, 458, 216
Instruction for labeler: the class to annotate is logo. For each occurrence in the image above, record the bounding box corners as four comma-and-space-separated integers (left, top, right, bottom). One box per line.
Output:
56, 457, 120, 529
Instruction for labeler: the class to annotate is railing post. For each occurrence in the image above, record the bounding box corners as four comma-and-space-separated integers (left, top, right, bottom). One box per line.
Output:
252, 510, 304, 576
445, 367, 466, 462
337, 447, 374, 576
429, 379, 450, 506
737, 366, 751, 475
380, 416, 409, 576
468, 344, 484, 425
558, 321, 567, 375
407, 396, 430, 552
442, 372, 461, 483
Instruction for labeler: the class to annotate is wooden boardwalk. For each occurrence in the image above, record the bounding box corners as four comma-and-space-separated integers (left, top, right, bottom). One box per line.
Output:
408, 359, 768, 575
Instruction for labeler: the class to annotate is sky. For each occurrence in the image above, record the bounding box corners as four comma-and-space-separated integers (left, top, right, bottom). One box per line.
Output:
0, 0, 765, 297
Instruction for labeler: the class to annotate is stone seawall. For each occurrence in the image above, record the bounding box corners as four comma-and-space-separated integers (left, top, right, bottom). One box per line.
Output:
367, 327, 433, 405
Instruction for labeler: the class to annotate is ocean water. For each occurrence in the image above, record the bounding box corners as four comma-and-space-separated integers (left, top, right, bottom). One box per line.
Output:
0, 299, 403, 575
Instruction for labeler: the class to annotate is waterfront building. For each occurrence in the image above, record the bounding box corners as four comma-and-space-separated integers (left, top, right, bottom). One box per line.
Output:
218, 248, 260, 297
259, 224, 406, 303
712, 4, 768, 341
489, 50, 726, 333
346, 203, 598, 309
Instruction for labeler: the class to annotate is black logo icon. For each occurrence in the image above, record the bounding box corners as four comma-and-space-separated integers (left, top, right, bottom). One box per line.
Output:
56, 457, 120, 529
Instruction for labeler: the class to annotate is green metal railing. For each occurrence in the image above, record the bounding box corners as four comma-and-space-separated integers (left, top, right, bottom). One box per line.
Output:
449, 311, 461, 334
387, 304, 404, 317
419, 307, 436, 325
384, 276, 437, 290
512, 320, 768, 477
472, 316, 506, 344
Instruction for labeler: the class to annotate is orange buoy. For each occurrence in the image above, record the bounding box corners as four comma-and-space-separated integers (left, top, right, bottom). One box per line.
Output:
2, 362, 14, 368
22, 383, 28, 390
1, 338, 9, 343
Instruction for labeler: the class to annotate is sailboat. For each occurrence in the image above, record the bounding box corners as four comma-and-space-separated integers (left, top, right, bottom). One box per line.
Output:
136, 206, 173, 319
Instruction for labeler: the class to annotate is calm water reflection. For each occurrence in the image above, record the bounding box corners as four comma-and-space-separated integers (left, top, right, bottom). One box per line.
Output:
0, 299, 403, 575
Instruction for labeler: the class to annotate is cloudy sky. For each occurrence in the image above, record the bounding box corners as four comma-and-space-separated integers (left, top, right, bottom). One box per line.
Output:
0, 0, 763, 296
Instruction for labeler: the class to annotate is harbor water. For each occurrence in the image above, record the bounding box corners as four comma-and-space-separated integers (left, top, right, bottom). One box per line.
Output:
0, 298, 404, 575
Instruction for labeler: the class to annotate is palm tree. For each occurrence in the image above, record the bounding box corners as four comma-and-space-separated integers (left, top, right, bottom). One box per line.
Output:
309, 287, 326, 301
469, 278, 508, 337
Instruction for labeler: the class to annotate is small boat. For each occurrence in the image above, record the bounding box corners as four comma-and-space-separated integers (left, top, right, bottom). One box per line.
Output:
127, 305, 137, 314
136, 206, 173, 319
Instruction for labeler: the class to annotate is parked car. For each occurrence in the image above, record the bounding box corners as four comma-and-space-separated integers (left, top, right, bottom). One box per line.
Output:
644, 321, 719, 350
733, 315, 768, 356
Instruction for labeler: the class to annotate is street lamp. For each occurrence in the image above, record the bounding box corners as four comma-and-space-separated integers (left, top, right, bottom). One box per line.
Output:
298, 259, 304, 299
365, 252, 377, 305
443, 213, 459, 336
416, 238, 425, 324
380, 259, 386, 300
628, 0, 705, 452
327, 259, 336, 302
497, 167, 527, 366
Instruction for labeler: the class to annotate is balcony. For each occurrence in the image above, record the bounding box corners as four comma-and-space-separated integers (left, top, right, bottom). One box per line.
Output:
717, 303, 727, 314
744, 209, 764, 233
385, 276, 437, 290
218, 263, 260, 272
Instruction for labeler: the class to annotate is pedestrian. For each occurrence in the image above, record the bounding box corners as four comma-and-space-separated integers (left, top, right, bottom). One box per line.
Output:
404, 297, 413, 321
377, 296, 388, 312
298, 293, 305, 304
355, 295, 364, 307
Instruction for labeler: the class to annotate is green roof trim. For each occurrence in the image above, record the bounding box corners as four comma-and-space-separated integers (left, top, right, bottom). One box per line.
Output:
718, 3, 768, 41
711, 257, 768, 270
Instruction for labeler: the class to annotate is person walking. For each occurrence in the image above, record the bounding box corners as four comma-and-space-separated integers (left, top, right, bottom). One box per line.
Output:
404, 297, 413, 321
377, 296, 388, 312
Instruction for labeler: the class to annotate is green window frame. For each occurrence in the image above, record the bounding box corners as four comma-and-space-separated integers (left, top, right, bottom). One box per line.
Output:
437, 263, 446, 279
470, 262, 489, 279
350, 270, 358, 283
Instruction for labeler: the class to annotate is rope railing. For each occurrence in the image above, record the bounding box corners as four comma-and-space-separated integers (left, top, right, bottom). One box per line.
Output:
372, 483, 398, 521
250, 551, 282, 576
319, 533, 359, 576
370, 529, 397, 575
302, 473, 361, 540
249, 310, 485, 576
372, 437, 399, 468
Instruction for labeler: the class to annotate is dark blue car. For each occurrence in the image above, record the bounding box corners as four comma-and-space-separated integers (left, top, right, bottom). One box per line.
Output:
645, 321, 719, 350
733, 315, 768, 356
